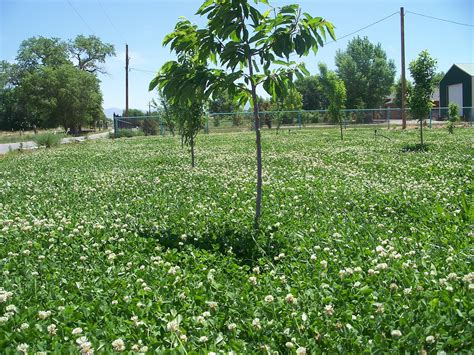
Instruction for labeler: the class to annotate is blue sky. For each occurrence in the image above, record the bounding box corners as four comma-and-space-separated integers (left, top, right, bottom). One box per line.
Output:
1, 0, 473, 113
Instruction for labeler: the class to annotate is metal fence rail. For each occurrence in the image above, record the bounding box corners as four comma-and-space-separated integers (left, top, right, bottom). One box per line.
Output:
113, 106, 473, 137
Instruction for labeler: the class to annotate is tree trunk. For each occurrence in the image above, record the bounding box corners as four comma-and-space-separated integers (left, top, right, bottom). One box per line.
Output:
340, 121, 343, 140
420, 119, 424, 146
248, 55, 262, 230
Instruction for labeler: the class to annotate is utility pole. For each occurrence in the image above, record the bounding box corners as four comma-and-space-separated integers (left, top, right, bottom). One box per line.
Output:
125, 44, 129, 117
400, 7, 407, 129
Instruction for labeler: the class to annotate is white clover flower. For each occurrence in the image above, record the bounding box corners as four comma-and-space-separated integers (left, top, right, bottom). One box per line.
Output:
202, 311, 211, 318
264, 295, 274, 303
17, 343, 29, 354
310, 254, 317, 261
391, 329, 402, 338
47, 324, 57, 335
198, 336, 208, 343
285, 341, 294, 348
166, 320, 179, 332
301, 313, 308, 322
0, 316, 8, 323
285, 293, 297, 304
375, 263, 388, 270
227, 323, 237, 331
112, 338, 125, 352
6, 304, 17, 313
249, 276, 257, 285
252, 318, 261, 329
426, 335, 436, 344
0, 289, 13, 303
324, 304, 334, 316
72, 327, 83, 335
252, 266, 260, 274
20, 322, 29, 330
320, 260, 328, 268
179, 334, 188, 342
38, 310, 52, 319
296, 347, 307, 354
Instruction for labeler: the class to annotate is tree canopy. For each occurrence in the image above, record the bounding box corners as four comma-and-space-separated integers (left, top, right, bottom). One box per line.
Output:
150, 0, 335, 228
0, 35, 114, 132
335, 36, 396, 109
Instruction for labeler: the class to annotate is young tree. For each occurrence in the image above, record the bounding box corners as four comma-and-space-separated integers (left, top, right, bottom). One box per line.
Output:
447, 102, 459, 134
150, 0, 335, 229
319, 63, 346, 139
335, 36, 396, 109
408, 50, 437, 146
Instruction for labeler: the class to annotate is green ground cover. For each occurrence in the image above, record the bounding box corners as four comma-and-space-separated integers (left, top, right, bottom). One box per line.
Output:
0, 128, 472, 353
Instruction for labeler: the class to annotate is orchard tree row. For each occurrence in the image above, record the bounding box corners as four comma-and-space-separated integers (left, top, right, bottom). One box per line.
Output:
0, 35, 115, 133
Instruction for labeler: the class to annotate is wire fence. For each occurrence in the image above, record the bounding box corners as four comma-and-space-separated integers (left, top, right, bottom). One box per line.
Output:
113, 106, 473, 137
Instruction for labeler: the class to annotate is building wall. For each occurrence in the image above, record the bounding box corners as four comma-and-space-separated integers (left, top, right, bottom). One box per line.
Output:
439, 65, 473, 108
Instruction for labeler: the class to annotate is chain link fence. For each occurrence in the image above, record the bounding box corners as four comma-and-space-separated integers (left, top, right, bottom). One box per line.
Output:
113, 107, 473, 137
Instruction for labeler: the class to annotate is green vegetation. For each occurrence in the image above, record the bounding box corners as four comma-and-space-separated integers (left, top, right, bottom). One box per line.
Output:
335, 36, 396, 109
32, 132, 65, 148
0, 128, 472, 353
0, 35, 114, 133
408, 50, 438, 146
150, 0, 335, 229
447, 103, 459, 134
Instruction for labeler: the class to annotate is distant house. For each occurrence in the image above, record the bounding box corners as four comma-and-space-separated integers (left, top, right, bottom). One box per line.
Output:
382, 88, 439, 120
439, 64, 474, 116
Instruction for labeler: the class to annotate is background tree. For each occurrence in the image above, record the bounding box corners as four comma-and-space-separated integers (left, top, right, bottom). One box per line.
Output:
1, 35, 114, 133
408, 50, 437, 146
393, 77, 413, 108
21, 64, 103, 133
335, 36, 396, 109
69, 35, 116, 74
433, 71, 445, 89
151, 0, 335, 229
271, 87, 303, 132
295, 75, 329, 110
123, 108, 146, 117
15, 37, 69, 73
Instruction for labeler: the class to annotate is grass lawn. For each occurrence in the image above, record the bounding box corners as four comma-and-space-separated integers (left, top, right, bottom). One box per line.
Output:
0, 127, 472, 353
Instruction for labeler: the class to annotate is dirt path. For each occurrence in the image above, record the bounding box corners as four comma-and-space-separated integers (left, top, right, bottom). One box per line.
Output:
0, 131, 111, 155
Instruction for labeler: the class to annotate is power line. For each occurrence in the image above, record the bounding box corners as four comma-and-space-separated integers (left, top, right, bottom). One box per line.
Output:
96, 0, 127, 43
67, 0, 95, 34
406, 10, 474, 28
325, 11, 400, 45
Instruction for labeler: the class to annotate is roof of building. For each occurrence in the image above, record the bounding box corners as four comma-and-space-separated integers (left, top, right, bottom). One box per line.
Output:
453, 63, 474, 76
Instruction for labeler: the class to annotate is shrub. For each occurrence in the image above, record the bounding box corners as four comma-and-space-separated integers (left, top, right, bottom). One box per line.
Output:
33, 133, 64, 148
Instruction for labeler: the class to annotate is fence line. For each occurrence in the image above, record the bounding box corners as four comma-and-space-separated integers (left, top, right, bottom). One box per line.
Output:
113, 106, 473, 137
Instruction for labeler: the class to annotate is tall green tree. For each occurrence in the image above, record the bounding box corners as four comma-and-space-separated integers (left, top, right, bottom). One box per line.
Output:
295, 75, 329, 110
16, 37, 69, 73
408, 50, 437, 146
69, 35, 116, 74
150, 0, 335, 229
2, 35, 114, 132
20, 64, 103, 133
335, 36, 395, 109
